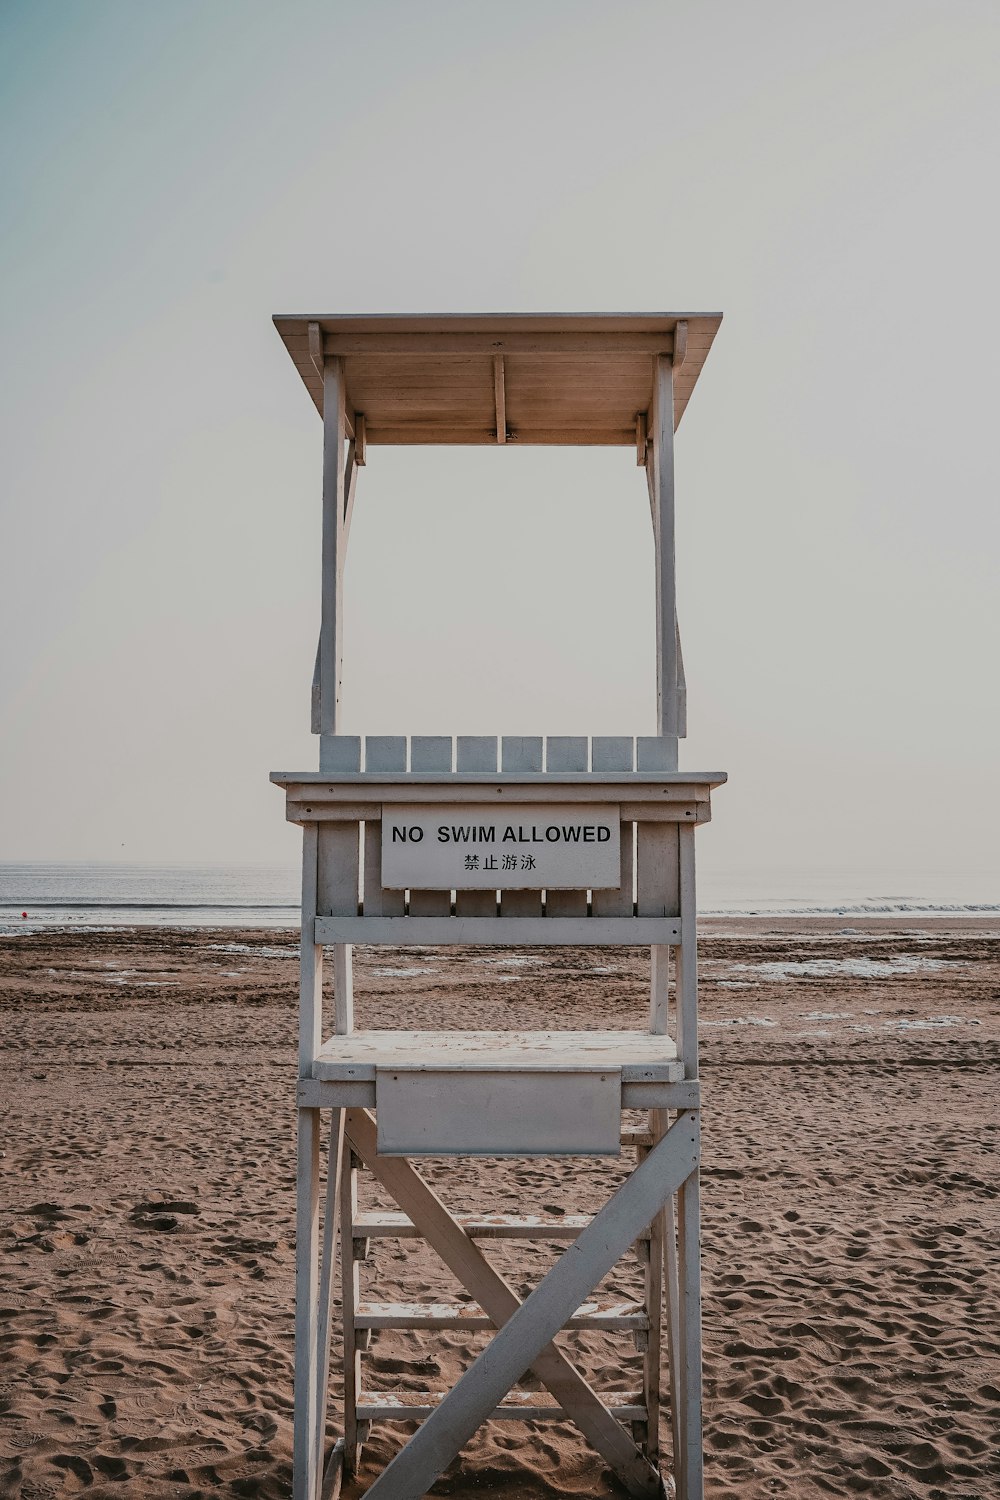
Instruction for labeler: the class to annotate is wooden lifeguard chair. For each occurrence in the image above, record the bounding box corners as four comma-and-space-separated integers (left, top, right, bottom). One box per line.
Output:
271, 312, 725, 1500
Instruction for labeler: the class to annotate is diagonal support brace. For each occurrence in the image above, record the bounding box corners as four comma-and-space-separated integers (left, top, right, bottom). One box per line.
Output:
345, 1109, 661, 1497
361, 1114, 698, 1500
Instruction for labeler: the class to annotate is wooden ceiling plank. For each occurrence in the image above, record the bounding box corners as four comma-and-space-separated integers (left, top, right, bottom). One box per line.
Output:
276, 313, 722, 441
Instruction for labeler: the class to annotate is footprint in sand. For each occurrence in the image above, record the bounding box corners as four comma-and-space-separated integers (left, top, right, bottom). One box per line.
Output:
130, 1198, 200, 1233
52, 1454, 93, 1485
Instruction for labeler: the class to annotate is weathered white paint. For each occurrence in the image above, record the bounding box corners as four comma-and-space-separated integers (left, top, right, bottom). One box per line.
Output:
316, 1111, 344, 1480
676, 1112, 704, 1498
314, 914, 680, 945
344, 1107, 662, 1496
375, 1066, 622, 1157
314, 1029, 680, 1079
318, 359, 346, 738
276, 312, 727, 1500
293, 1105, 321, 1500
360, 1119, 697, 1500
339, 1134, 361, 1475
298, 1075, 701, 1111
354, 1299, 645, 1329
352, 1210, 597, 1240
356, 1392, 648, 1423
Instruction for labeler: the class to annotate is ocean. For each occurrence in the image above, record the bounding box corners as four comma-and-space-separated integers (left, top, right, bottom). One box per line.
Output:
1, 863, 998, 932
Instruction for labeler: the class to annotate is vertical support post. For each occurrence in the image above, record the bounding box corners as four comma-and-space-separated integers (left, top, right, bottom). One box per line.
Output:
331, 947, 353, 1036
674, 822, 702, 1498
319, 358, 347, 744
650, 354, 679, 765
641, 1109, 666, 1462
314, 357, 351, 1299
299, 824, 323, 1074
317, 822, 358, 1037
675, 823, 698, 1078
663, 1179, 683, 1483
676, 1112, 704, 1500
294, 825, 323, 1500
316, 1109, 345, 1480
650, 947, 670, 1033
647, 823, 679, 1035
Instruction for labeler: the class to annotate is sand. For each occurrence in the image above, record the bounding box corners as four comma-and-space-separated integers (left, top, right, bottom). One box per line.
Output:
1, 921, 998, 1500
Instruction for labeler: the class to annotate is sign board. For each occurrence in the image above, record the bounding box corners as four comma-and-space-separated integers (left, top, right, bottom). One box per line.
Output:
375, 1066, 622, 1156
381, 803, 620, 890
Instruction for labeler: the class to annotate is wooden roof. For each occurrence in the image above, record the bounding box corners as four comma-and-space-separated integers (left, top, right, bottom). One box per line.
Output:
272, 312, 722, 446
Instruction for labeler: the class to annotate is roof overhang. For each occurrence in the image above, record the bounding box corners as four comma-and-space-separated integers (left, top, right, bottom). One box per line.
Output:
272, 312, 722, 446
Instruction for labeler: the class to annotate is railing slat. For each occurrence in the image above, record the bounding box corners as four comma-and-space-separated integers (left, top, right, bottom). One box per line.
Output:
591, 736, 634, 773
455, 738, 499, 916
501, 739, 544, 918
409, 738, 454, 916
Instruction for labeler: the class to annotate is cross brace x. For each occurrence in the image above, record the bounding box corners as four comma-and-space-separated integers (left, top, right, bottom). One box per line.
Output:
332, 1107, 700, 1500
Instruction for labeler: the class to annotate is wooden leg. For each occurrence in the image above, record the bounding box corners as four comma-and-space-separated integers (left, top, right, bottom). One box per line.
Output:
675, 1112, 704, 1500
294, 1107, 322, 1500
320, 1439, 345, 1500
361, 1118, 698, 1500
642, 1110, 666, 1463
662, 1175, 683, 1491
340, 1135, 361, 1475
316, 1110, 345, 1480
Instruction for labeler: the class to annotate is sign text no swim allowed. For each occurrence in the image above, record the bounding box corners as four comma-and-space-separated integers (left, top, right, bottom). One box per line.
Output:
381, 804, 621, 890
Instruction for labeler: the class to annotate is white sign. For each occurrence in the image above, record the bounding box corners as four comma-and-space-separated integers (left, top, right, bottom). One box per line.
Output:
376, 1067, 621, 1156
381, 804, 621, 890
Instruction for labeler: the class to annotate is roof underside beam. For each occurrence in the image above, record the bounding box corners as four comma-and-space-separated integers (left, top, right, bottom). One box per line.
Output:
322, 332, 676, 358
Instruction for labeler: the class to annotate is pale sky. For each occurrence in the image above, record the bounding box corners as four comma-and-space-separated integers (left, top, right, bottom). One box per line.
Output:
1, 0, 998, 885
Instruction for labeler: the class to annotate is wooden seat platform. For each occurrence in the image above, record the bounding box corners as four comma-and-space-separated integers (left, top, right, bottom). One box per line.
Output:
304, 1031, 692, 1158
313, 1029, 682, 1080
304, 1030, 692, 1125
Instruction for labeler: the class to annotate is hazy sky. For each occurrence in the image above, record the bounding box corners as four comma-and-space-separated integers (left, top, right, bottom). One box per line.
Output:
2, 1, 998, 884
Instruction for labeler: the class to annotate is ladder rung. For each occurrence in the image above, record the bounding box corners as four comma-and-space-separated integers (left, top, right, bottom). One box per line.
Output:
355, 1300, 647, 1331
353, 1210, 590, 1240
352, 1210, 651, 1242
357, 1389, 647, 1422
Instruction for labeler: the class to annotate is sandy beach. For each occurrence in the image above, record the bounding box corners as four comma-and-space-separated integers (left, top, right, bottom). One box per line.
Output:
1, 921, 998, 1499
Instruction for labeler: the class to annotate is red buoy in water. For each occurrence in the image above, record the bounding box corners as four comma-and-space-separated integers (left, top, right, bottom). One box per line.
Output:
21, 912, 27, 919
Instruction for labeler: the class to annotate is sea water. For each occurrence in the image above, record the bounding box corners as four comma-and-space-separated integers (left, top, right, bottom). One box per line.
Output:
1, 862, 997, 933
0, 863, 299, 931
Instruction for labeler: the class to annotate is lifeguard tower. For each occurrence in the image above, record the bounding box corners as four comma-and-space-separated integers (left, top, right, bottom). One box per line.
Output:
271, 312, 725, 1500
